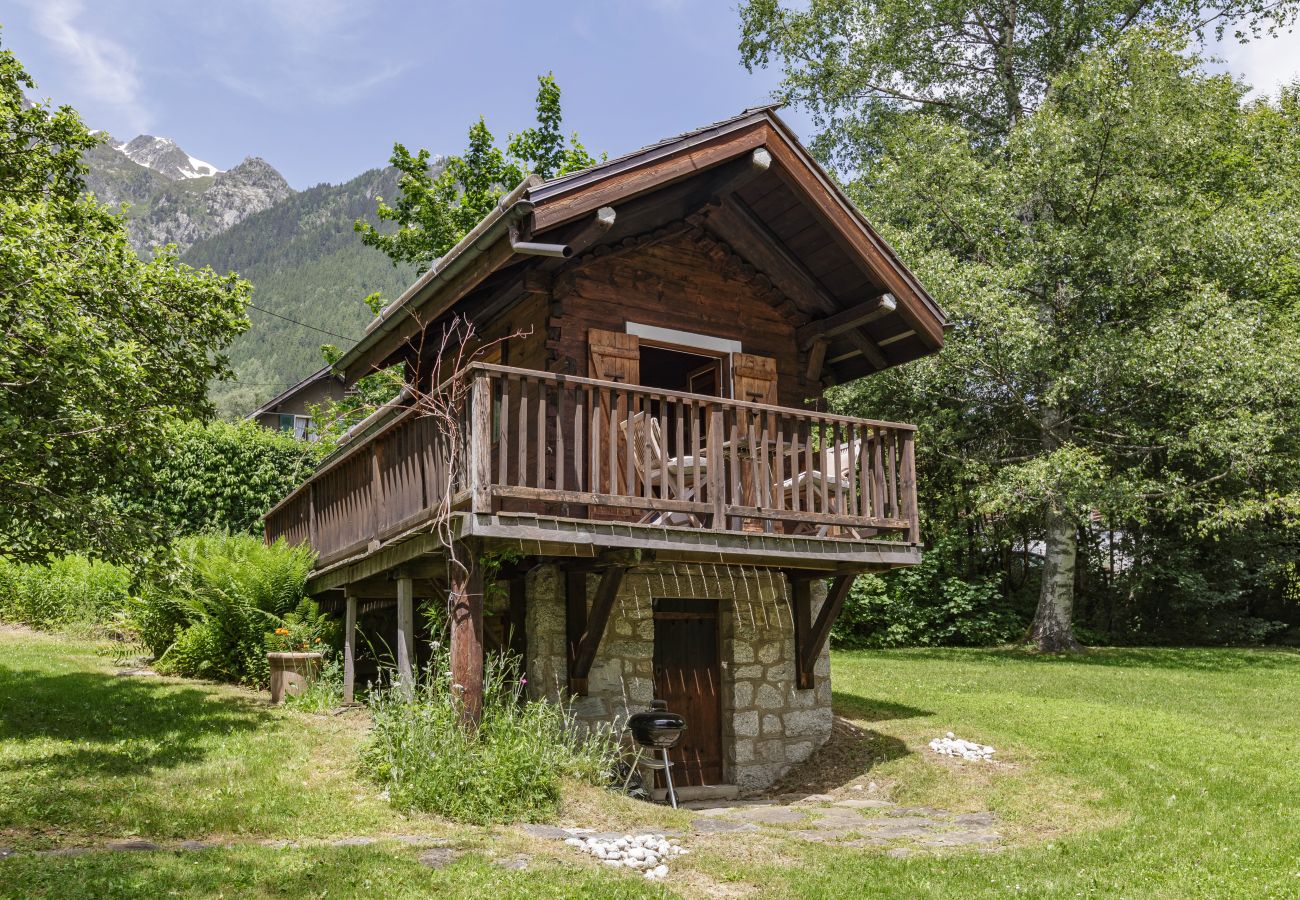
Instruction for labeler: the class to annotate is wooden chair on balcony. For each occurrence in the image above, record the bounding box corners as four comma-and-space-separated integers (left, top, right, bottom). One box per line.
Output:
620, 411, 709, 527
777, 438, 865, 538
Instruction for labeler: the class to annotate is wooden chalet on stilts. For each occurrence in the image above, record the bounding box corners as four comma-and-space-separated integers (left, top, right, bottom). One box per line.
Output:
264, 107, 948, 792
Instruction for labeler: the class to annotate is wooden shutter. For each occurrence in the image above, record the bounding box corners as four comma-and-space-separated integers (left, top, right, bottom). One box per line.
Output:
587, 329, 640, 384
587, 329, 639, 500
731, 353, 778, 404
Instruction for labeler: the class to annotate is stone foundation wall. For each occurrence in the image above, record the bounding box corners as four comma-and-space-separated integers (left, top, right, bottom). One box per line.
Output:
524, 562, 832, 791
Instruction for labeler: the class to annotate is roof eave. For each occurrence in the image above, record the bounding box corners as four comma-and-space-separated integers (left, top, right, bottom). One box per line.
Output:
335, 176, 540, 382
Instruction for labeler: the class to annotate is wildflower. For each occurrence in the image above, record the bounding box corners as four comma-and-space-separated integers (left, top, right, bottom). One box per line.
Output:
275, 628, 289, 635
520, 677, 528, 685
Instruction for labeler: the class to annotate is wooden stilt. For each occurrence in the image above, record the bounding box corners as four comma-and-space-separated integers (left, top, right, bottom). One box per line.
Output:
787, 574, 815, 690
449, 544, 484, 727
343, 588, 358, 705
396, 573, 415, 696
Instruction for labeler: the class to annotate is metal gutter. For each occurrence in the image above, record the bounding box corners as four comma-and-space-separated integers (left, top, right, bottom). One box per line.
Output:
335, 175, 541, 380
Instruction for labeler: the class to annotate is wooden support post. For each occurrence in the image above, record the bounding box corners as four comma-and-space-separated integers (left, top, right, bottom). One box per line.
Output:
569, 565, 628, 695
449, 545, 485, 726
508, 575, 527, 660
787, 574, 815, 690
470, 371, 492, 514
565, 570, 588, 695
396, 573, 415, 696
709, 407, 726, 529
900, 431, 919, 545
800, 576, 855, 677
343, 588, 358, 705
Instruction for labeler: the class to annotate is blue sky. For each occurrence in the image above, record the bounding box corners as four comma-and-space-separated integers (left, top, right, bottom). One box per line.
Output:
7, 1, 1300, 190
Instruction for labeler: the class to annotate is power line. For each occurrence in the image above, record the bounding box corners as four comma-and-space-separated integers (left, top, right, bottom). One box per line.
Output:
246, 302, 360, 343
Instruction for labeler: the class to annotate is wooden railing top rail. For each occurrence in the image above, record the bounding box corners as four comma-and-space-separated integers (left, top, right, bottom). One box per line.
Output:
264, 360, 917, 522
467, 362, 919, 432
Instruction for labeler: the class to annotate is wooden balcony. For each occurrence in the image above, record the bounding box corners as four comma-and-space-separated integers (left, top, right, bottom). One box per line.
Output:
264, 364, 920, 580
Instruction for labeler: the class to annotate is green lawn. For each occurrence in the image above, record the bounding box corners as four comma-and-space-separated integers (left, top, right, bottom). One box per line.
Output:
1, 628, 1296, 898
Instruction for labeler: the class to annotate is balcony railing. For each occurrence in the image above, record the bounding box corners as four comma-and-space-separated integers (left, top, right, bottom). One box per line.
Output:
265, 363, 919, 568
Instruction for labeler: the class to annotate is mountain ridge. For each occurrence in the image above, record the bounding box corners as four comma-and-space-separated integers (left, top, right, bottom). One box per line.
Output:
83, 134, 427, 417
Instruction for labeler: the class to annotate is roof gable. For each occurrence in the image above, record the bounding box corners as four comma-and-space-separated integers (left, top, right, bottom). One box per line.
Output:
337, 108, 947, 383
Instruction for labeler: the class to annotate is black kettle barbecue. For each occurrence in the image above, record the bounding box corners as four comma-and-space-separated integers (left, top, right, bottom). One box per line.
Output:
626, 700, 687, 807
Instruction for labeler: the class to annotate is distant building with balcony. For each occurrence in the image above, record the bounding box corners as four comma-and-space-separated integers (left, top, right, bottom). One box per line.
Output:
247, 366, 345, 441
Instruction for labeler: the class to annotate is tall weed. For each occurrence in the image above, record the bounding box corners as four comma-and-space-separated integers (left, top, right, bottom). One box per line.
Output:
364, 647, 618, 824
0, 555, 132, 630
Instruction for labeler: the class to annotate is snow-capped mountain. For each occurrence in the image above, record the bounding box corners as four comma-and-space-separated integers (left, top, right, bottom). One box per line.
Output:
112, 134, 223, 180
84, 133, 291, 254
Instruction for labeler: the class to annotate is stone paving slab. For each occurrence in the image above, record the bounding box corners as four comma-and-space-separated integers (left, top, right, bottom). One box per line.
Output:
692, 818, 760, 835
105, 840, 161, 851
418, 847, 461, 869
833, 799, 896, 809
920, 830, 1001, 847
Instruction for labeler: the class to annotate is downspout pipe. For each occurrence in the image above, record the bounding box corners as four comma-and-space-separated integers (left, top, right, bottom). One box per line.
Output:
510, 239, 572, 258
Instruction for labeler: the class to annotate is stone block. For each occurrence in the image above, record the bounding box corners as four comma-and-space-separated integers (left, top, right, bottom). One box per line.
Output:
783, 707, 832, 737
733, 709, 760, 737
732, 643, 755, 664
757, 642, 782, 664
571, 695, 609, 721
761, 714, 781, 735
732, 664, 762, 680
733, 763, 784, 791
814, 653, 831, 676
755, 683, 783, 709
765, 662, 792, 682
732, 739, 755, 763
729, 681, 753, 708
787, 741, 815, 764
757, 739, 790, 762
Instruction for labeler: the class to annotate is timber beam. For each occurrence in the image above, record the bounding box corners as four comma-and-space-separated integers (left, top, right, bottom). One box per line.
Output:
566, 564, 630, 695
796, 293, 897, 349
787, 574, 856, 689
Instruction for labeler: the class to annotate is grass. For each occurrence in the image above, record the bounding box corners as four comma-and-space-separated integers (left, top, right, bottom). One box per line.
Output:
1, 627, 1297, 898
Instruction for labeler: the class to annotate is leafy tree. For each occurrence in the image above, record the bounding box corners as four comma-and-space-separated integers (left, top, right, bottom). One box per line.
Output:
0, 41, 250, 562
739, 0, 1298, 158
741, 0, 1300, 650
831, 34, 1300, 649
357, 73, 598, 271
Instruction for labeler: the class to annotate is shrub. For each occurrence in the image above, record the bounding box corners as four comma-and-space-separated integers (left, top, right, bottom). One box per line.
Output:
364, 648, 618, 824
832, 540, 1027, 649
0, 554, 132, 630
121, 419, 326, 539
132, 533, 319, 686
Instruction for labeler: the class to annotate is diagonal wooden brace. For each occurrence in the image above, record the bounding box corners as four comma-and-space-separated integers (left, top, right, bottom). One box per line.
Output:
567, 564, 629, 695
788, 574, 855, 689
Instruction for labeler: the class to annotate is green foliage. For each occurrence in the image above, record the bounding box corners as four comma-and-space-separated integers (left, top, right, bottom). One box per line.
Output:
123, 419, 326, 538
833, 541, 1028, 648
133, 533, 318, 687
364, 648, 618, 825
0, 555, 132, 631
265, 598, 335, 653
739, 0, 1299, 157
769, 26, 1300, 647
357, 73, 598, 271
0, 41, 251, 562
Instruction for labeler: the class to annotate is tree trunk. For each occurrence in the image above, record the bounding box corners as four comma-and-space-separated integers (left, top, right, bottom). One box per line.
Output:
1030, 506, 1082, 652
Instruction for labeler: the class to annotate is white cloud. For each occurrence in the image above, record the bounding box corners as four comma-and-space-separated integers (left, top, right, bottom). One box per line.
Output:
22, 0, 150, 131
208, 0, 406, 109
1208, 29, 1300, 95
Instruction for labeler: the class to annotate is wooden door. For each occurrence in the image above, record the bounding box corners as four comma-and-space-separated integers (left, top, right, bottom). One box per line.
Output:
731, 353, 778, 404
653, 599, 723, 786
